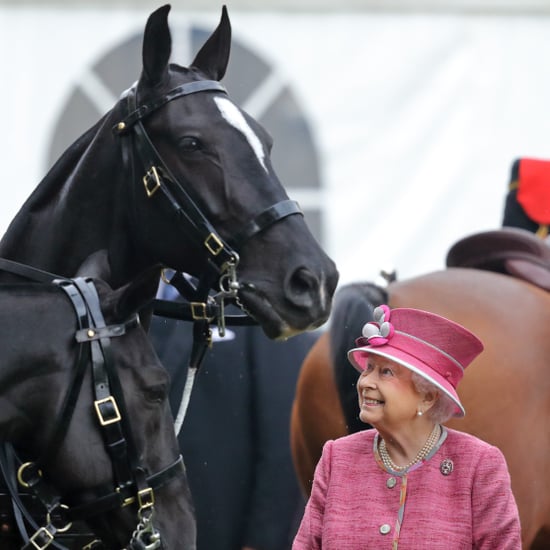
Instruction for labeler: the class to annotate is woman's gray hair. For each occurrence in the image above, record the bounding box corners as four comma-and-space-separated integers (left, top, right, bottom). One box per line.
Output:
411, 373, 455, 424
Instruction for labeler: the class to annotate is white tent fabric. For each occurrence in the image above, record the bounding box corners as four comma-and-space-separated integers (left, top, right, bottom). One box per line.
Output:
1, 7, 550, 291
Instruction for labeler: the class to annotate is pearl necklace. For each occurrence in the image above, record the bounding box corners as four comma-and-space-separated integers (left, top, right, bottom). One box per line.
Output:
378, 424, 441, 472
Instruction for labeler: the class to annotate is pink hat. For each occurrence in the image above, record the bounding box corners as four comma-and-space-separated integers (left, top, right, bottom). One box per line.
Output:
347, 305, 484, 417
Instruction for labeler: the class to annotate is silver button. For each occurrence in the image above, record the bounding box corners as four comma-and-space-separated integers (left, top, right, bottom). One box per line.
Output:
380, 524, 391, 535
386, 477, 396, 488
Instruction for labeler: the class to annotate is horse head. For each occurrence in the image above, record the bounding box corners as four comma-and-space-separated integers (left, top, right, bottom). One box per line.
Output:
0, 268, 195, 548
119, 4, 338, 338
0, 4, 338, 339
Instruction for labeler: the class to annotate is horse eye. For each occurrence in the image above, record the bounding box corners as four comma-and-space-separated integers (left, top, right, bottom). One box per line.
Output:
179, 136, 203, 152
144, 384, 167, 404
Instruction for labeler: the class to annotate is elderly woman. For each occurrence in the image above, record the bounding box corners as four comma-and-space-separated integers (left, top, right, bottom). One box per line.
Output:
292, 305, 521, 549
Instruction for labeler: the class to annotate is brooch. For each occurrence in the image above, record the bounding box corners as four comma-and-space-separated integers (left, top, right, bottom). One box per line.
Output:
440, 458, 454, 476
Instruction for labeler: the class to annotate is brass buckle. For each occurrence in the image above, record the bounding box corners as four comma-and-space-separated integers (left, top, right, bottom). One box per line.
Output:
204, 233, 224, 256
143, 166, 162, 198
115, 486, 136, 507
138, 487, 155, 510
190, 302, 208, 320
536, 224, 549, 239
83, 541, 104, 550
94, 396, 122, 426
47, 504, 72, 533
17, 462, 41, 488
30, 527, 54, 550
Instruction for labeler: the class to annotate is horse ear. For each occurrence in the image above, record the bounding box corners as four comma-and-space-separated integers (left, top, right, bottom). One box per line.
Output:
190, 5, 231, 81
75, 249, 112, 281
113, 265, 161, 323
142, 4, 172, 86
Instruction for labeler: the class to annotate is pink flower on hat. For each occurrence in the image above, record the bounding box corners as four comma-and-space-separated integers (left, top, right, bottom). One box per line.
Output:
355, 305, 395, 347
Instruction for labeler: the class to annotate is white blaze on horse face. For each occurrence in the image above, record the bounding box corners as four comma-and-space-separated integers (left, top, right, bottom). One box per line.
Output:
213, 97, 268, 173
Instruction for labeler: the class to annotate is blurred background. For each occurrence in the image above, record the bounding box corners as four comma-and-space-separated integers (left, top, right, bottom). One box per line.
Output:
2, 0, 550, 293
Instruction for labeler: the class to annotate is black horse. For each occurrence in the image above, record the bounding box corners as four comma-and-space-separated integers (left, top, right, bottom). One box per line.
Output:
0, 4, 338, 339
0, 264, 194, 549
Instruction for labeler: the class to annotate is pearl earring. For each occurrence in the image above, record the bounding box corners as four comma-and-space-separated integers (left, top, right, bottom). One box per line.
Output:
417, 410, 423, 417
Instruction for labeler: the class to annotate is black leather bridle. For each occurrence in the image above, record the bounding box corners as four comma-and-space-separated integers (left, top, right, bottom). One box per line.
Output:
114, 78, 302, 332
113, 79, 304, 431
114, 79, 302, 299
0, 259, 185, 550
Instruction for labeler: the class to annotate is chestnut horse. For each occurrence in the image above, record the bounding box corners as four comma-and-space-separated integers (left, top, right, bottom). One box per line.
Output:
291, 267, 550, 549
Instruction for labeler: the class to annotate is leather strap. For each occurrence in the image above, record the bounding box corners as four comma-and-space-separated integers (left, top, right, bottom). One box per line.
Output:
114, 81, 227, 132
65, 456, 185, 521
0, 258, 63, 284
227, 199, 303, 248
152, 298, 257, 325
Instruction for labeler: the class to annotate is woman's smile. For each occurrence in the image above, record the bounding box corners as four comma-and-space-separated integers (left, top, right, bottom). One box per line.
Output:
361, 396, 384, 408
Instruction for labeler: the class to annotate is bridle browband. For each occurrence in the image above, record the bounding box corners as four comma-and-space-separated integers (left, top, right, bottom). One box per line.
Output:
113, 78, 304, 432
0, 259, 184, 550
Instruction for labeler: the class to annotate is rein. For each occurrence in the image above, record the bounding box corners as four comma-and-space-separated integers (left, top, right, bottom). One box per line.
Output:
0, 259, 184, 550
113, 79, 304, 433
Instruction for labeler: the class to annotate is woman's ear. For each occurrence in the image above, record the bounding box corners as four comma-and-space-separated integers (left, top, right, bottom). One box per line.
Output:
421, 390, 439, 413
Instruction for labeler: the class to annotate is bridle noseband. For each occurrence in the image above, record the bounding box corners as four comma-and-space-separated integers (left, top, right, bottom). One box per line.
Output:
0, 260, 184, 550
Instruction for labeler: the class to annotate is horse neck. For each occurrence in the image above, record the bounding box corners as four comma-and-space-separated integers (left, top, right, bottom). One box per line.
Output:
0, 287, 75, 443
0, 111, 150, 288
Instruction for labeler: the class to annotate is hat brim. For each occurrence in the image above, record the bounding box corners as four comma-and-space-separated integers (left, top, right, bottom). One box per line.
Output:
348, 346, 465, 417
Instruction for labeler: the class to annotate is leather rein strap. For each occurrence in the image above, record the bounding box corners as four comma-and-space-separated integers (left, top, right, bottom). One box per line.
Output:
0, 259, 184, 550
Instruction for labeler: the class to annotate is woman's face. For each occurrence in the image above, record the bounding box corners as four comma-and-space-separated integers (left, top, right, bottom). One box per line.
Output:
356, 355, 422, 429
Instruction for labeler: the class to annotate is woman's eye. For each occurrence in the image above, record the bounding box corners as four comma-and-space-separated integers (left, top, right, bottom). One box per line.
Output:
179, 136, 203, 152
381, 368, 393, 376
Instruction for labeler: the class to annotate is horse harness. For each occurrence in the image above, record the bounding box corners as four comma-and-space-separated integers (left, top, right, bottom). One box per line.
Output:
0, 259, 185, 550
114, 79, 304, 432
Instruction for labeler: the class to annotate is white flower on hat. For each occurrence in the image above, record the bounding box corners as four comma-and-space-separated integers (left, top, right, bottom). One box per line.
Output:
361, 305, 394, 346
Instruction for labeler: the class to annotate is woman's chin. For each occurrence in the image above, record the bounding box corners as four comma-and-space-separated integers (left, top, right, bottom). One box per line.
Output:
359, 409, 374, 424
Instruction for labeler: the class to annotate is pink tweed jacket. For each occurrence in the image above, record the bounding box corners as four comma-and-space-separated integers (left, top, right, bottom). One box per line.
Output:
293, 428, 521, 549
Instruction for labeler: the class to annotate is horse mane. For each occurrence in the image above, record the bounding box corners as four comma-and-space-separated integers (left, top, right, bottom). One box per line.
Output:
7, 115, 108, 216
330, 281, 387, 434
0, 110, 123, 275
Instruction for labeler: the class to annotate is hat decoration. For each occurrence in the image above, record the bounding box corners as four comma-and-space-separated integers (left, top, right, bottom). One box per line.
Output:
355, 305, 395, 347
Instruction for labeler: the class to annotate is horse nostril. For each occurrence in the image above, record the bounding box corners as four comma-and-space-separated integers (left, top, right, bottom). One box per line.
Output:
286, 267, 320, 308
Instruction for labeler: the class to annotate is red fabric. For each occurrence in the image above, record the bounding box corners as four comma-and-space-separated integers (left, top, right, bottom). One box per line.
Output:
517, 158, 550, 224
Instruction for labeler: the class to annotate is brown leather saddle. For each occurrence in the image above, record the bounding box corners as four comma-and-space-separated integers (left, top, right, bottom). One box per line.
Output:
446, 227, 550, 291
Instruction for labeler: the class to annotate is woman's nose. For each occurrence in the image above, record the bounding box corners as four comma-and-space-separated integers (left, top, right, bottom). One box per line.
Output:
358, 372, 375, 388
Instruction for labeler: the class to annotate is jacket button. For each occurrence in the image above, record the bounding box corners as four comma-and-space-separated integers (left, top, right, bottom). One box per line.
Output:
380, 524, 391, 535
386, 477, 396, 488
